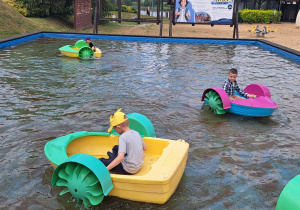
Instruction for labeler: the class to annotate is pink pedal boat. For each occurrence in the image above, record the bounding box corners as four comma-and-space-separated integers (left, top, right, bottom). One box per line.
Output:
202, 84, 278, 117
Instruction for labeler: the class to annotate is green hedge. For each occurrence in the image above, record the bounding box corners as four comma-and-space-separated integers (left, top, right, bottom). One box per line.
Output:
13, 0, 73, 18
121, 5, 137, 13
240, 9, 282, 23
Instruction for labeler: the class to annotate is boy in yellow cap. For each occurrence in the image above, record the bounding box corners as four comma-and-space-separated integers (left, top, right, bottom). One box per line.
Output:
99, 109, 147, 175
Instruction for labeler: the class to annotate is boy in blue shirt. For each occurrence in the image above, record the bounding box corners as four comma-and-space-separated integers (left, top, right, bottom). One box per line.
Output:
223, 68, 256, 100
84, 37, 95, 51
99, 109, 147, 175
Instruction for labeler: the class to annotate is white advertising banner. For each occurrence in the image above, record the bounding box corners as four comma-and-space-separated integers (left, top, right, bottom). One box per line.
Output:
174, 0, 234, 24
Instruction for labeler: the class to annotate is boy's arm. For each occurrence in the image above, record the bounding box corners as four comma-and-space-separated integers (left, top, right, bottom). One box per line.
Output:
106, 152, 125, 171
222, 80, 230, 95
143, 145, 147, 151
89, 42, 95, 51
235, 82, 248, 98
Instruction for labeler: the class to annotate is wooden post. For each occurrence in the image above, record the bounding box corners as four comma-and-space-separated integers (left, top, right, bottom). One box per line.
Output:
235, 10, 239, 38
278, 0, 282, 23
157, 0, 161, 24
233, 0, 239, 38
233, 25, 236, 38
160, 0, 163, 36
138, 0, 141, 24
118, 0, 121, 23
99, 0, 102, 24
93, 0, 98, 33
169, 0, 173, 36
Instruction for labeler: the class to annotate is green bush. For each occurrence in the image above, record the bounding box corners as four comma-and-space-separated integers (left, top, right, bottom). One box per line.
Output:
15, 0, 73, 18
110, 4, 118, 12
121, 5, 136, 13
240, 9, 282, 24
13, 0, 112, 18
101, 0, 114, 17
6, 0, 28, 16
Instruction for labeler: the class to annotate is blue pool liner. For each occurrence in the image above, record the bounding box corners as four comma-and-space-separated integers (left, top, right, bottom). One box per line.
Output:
0, 31, 299, 62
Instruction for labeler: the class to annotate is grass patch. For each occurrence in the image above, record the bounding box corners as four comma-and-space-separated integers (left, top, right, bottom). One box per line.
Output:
0, 1, 74, 39
0, 0, 172, 39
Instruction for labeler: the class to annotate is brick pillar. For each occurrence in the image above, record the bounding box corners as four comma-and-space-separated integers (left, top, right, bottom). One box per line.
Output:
73, 0, 92, 30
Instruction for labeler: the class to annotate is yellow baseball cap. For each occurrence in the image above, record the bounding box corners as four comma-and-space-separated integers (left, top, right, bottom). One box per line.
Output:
108, 108, 127, 132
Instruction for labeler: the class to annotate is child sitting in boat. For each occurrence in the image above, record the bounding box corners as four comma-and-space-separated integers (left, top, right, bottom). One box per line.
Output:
99, 109, 147, 175
222, 68, 256, 101
84, 37, 95, 52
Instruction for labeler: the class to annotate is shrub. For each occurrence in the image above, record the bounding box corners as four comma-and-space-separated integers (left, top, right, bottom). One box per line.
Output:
121, 5, 137, 13
101, 0, 114, 17
240, 9, 282, 24
14, 0, 73, 18
6, 0, 28, 16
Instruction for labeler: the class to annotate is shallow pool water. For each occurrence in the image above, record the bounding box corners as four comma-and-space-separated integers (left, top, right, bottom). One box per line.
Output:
0, 37, 300, 209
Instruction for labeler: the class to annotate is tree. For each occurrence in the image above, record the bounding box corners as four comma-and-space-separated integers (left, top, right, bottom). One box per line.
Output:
123, 0, 132, 6
144, 0, 150, 7
17, 0, 73, 17
101, 0, 115, 16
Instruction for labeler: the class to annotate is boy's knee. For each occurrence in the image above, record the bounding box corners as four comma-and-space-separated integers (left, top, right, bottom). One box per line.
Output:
112, 145, 119, 152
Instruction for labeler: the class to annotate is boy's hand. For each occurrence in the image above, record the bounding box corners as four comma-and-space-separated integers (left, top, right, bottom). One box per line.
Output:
106, 152, 125, 171
247, 94, 256, 98
143, 145, 147, 151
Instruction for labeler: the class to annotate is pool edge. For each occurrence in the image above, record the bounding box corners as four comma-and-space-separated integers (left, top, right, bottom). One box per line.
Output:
0, 31, 299, 61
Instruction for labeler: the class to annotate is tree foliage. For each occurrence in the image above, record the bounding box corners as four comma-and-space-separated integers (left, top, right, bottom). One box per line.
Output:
144, 0, 150, 7
101, 0, 115, 16
16, 0, 114, 18
17, 0, 73, 17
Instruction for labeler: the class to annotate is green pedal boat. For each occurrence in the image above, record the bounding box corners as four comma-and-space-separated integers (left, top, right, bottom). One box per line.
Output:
59, 40, 102, 58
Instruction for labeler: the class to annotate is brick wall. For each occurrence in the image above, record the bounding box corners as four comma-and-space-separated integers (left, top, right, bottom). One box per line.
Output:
73, 0, 92, 30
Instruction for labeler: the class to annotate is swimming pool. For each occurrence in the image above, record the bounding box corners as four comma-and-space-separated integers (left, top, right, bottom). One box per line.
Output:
0, 32, 300, 209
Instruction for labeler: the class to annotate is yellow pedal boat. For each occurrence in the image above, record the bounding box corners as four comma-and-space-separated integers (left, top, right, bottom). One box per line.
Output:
59, 40, 102, 58
44, 114, 189, 207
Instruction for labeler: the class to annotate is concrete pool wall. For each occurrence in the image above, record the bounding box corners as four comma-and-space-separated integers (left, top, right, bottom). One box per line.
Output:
0, 31, 300, 62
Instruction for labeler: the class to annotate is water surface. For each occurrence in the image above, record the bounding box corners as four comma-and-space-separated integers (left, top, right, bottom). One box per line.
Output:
0, 37, 300, 209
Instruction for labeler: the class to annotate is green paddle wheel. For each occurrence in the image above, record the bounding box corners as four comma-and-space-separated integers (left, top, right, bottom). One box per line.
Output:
78, 46, 94, 59
52, 153, 113, 208
204, 90, 226, 114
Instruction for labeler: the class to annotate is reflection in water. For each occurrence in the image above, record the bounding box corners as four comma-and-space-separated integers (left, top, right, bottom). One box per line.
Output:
0, 37, 300, 209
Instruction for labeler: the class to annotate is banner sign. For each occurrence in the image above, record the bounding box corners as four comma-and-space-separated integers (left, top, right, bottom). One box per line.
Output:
174, 0, 235, 24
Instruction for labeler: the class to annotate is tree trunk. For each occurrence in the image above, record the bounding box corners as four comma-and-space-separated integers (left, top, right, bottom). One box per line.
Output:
253, 0, 257, 9
244, 0, 248, 9
257, 0, 264, 9
265, 0, 272, 9
277, 0, 282, 22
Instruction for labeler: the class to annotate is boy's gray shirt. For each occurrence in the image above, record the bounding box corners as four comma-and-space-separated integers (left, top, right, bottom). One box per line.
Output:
118, 130, 145, 174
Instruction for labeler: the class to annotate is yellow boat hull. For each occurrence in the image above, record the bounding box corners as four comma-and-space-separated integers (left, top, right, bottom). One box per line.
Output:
46, 133, 189, 204
94, 48, 102, 57
59, 46, 102, 58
